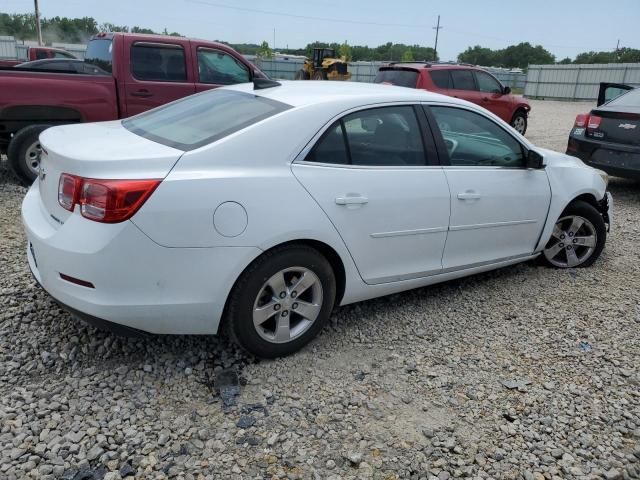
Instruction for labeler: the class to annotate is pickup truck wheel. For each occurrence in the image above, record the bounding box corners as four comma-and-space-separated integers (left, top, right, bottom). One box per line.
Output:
8, 125, 51, 185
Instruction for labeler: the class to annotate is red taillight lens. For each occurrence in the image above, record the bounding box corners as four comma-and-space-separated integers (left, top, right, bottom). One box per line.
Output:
58, 174, 160, 223
58, 173, 81, 211
574, 113, 589, 128
79, 179, 160, 223
587, 115, 602, 129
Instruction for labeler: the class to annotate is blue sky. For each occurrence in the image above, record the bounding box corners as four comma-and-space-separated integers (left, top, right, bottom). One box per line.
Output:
4, 0, 639, 60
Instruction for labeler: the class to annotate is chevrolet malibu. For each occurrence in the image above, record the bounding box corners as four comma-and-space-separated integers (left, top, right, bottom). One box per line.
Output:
22, 80, 612, 358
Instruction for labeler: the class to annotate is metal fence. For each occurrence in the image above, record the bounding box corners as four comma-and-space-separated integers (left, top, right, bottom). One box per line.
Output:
525, 63, 640, 100
251, 57, 527, 87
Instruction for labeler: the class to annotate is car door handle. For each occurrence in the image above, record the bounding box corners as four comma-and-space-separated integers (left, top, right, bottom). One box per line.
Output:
335, 195, 368, 205
482, 97, 490, 101
457, 191, 481, 200
131, 90, 153, 98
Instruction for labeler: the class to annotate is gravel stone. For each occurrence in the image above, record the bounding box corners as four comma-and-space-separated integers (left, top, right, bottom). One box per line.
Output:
0, 100, 639, 478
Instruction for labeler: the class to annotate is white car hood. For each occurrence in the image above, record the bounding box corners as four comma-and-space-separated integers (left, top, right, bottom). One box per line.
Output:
538, 148, 588, 169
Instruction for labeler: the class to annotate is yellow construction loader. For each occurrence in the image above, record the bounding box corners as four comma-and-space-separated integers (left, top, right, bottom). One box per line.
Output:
294, 48, 351, 81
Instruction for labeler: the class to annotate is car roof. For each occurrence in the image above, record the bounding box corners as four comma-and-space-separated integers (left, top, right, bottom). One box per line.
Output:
223, 80, 458, 108
381, 62, 479, 71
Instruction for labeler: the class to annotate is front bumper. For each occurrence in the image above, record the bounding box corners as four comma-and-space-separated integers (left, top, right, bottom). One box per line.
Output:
600, 191, 613, 232
22, 181, 261, 335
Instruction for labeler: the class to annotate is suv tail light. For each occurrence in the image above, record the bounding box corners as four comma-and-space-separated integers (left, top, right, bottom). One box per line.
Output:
58, 175, 160, 223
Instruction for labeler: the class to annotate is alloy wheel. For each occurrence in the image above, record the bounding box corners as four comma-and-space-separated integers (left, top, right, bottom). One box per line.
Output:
252, 267, 323, 344
543, 215, 597, 268
512, 116, 526, 134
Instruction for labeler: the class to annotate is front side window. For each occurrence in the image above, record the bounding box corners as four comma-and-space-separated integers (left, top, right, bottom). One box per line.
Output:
430, 106, 525, 167
53, 51, 73, 59
131, 43, 187, 82
306, 106, 426, 166
123, 89, 291, 150
450, 69, 476, 91
475, 71, 502, 94
197, 48, 250, 84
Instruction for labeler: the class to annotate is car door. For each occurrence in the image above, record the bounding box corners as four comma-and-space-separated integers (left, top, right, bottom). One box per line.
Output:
193, 47, 251, 93
449, 69, 481, 103
426, 104, 551, 270
124, 41, 195, 116
474, 70, 513, 122
292, 105, 451, 285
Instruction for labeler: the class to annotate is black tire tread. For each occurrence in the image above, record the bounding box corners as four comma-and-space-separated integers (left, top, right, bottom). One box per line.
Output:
7, 124, 51, 185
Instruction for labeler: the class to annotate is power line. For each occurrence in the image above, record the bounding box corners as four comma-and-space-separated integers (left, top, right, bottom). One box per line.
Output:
185, 0, 430, 29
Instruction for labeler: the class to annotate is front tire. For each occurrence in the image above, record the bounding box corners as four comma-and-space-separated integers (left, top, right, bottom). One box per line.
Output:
224, 244, 336, 358
8, 125, 51, 185
542, 201, 606, 268
294, 69, 310, 80
510, 111, 527, 135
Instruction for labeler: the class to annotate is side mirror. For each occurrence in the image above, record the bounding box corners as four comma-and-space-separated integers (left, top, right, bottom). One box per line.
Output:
503, 85, 511, 95
526, 149, 544, 169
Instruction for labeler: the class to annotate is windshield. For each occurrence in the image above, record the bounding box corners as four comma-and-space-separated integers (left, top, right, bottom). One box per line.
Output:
84, 38, 113, 74
374, 69, 419, 88
123, 89, 292, 151
607, 88, 640, 108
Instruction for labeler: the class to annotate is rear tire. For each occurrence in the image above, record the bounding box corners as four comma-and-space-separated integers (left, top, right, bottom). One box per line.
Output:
312, 70, 328, 80
510, 111, 527, 135
541, 201, 606, 268
8, 125, 51, 185
223, 244, 336, 358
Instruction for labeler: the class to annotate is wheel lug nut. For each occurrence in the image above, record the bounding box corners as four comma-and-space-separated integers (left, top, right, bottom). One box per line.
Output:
569, 232, 574, 237
560, 234, 565, 239
559, 243, 564, 247
279, 291, 286, 299
291, 291, 297, 298
274, 304, 281, 311
567, 246, 572, 250
573, 239, 577, 244
292, 302, 298, 310
281, 310, 288, 317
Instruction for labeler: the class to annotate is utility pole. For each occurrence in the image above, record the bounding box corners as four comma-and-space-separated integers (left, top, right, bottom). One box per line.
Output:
432, 15, 442, 61
273, 28, 276, 51
34, 0, 43, 46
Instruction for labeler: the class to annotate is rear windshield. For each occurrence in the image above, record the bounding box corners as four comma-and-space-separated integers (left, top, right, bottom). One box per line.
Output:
123, 89, 292, 150
84, 39, 113, 74
374, 69, 418, 88
607, 88, 640, 107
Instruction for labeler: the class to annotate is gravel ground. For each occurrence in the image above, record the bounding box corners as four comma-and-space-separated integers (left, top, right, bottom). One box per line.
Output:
1, 99, 639, 480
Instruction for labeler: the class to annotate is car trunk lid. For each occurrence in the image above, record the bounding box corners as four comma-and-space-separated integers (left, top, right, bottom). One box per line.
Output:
589, 108, 640, 147
37, 121, 183, 225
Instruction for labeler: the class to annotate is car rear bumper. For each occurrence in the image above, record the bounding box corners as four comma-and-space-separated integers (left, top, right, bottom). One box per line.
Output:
567, 134, 640, 180
22, 181, 261, 335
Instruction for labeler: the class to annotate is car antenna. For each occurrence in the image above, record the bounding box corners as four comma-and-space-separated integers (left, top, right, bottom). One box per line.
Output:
253, 78, 282, 90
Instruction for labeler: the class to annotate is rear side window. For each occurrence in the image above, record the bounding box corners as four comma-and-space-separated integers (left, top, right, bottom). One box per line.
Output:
85, 39, 113, 74
123, 89, 292, 151
131, 43, 187, 82
374, 69, 418, 88
450, 70, 476, 91
306, 106, 427, 166
35, 50, 48, 60
429, 70, 451, 89
53, 51, 73, 59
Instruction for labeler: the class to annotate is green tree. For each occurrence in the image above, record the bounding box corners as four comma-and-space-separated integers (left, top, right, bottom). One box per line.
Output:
131, 26, 155, 34
558, 57, 572, 64
458, 45, 497, 66
402, 49, 414, 61
99, 22, 128, 33
338, 41, 352, 61
256, 40, 273, 59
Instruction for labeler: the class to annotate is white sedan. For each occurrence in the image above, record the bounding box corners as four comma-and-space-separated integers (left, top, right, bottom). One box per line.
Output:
22, 80, 612, 358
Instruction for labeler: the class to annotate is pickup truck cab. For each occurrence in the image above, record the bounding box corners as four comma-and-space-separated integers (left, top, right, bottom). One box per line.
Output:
0, 46, 76, 67
0, 32, 263, 183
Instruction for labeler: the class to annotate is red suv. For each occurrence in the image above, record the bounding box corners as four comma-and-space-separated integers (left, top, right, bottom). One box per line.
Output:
374, 63, 531, 135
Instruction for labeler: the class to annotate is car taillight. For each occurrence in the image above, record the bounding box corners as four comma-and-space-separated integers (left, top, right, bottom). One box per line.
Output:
58, 173, 81, 211
58, 175, 160, 223
587, 115, 602, 129
574, 114, 589, 128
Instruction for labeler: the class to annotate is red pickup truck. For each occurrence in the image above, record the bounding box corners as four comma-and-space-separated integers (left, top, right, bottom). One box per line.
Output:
0, 32, 264, 183
0, 46, 77, 67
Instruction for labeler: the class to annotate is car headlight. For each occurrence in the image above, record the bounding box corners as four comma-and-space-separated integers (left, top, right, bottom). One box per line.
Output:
595, 169, 609, 188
